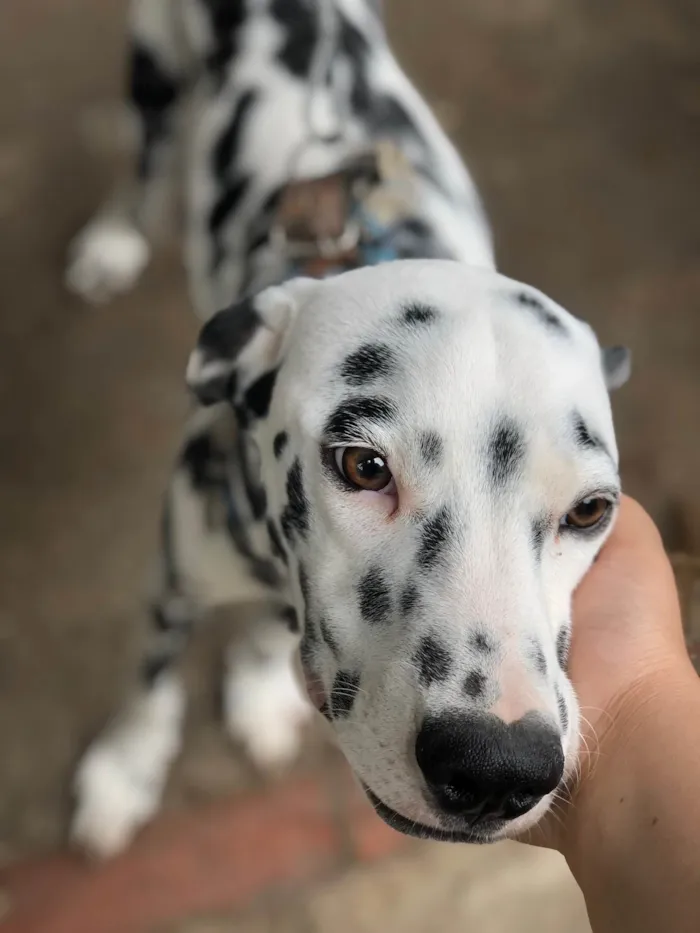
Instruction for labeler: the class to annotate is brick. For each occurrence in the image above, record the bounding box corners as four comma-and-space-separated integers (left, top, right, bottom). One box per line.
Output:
0, 777, 342, 933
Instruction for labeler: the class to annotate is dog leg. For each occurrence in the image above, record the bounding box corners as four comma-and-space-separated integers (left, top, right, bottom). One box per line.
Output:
71, 673, 187, 859
66, 0, 189, 304
70, 593, 193, 859
72, 408, 275, 857
223, 611, 311, 772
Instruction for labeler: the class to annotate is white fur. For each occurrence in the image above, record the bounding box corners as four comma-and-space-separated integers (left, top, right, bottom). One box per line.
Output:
66, 219, 151, 304
223, 620, 312, 769
72, 673, 185, 857
67, 0, 624, 855
242, 261, 622, 839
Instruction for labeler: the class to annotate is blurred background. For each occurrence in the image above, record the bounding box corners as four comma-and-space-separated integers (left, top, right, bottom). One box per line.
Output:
1, 0, 699, 930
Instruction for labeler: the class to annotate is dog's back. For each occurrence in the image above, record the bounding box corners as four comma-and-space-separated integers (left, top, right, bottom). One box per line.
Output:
67, 0, 494, 316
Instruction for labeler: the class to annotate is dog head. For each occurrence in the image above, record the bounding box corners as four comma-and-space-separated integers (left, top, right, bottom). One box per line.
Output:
187, 260, 630, 842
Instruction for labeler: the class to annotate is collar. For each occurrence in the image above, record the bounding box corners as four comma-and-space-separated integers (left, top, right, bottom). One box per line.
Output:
268, 141, 417, 279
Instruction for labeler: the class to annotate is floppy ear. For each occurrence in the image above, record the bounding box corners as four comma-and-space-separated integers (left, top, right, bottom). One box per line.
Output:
601, 345, 631, 391
186, 280, 315, 416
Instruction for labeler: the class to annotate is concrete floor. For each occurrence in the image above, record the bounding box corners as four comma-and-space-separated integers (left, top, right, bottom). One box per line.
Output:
166, 842, 590, 933
0, 0, 699, 926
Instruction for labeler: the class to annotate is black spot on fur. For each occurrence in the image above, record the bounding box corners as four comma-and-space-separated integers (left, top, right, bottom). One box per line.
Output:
419, 432, 443, 465
338, 11, 373, 115
402, 302, 438, 326
244, 186, 283, 259
529, 641, 548, 677
266, 518, 288, 565
200, 0, 246, 79
470, 631, 496, 654
270, 0, 318, 77
556, 625, 571, 669
130, 43, 179, 114
515, 292, 568, 335
273, 431, 289, 459
572, 412, 610, 459
180, 433, 224, 490
298, 563, 311, 606
213, 89, 258, 180
531, 516, 548, 561
331, 670, 361, 718
281, 459, 309, 541
350, 64, 373, 116
414, 636, 453, 686
488, 417, 525, 486
281, 606, 299, 633
556, 687, 569, 731
391, 218, 451, 261
197, 299, 258, 354
298, 565, 316, 656
209, 175, 250, 236
319, 618, 340, 658
371, 95, 421, 140
324, 396, 397, 443
338, 10, 370, 59
130, 43, 180, 178
358, 567, 392, 624
243, 369, 278, 420
250, 558, 280, 589
319, 700, 333, 722
464, 670, 487, 699
400, 585, 419, 617
340, 344, 396, 386
418, 507, 453, 568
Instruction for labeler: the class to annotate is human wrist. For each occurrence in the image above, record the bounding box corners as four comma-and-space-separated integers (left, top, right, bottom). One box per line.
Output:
563, 654, 700, 902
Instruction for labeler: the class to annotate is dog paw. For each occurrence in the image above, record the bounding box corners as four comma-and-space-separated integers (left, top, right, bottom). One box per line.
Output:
71, 744, 161, 859
224, 661, 313, 772
65, 220, 150, 304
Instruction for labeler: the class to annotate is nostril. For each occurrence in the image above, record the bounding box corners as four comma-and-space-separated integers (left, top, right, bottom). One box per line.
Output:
502, 790, 541, 819
434, 780, 483, 815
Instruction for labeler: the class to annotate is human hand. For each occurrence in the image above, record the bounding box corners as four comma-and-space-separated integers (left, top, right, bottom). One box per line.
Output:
524, 495, 692, 853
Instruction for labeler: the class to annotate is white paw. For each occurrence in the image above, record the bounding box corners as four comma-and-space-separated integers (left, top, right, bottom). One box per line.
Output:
71, 675, 185, 858
224, 660, 313, 772
71, 744, 161, 859
65, 220, 150, 304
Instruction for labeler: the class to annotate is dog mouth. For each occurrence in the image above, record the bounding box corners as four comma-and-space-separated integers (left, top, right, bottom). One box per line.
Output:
362, 785, 505, 844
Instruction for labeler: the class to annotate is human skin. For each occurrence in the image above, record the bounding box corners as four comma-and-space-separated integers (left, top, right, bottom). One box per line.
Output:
521, 496, 700, 933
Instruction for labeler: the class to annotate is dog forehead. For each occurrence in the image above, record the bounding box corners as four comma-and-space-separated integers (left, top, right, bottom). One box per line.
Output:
291, 260, 505, 344
278, 261, 609, 438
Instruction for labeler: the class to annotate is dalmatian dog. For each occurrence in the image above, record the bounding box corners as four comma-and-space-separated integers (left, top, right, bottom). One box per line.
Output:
68, 0, 631, 858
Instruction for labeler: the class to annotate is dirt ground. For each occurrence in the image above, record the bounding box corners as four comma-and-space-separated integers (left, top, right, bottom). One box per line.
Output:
1, 0, 700, 871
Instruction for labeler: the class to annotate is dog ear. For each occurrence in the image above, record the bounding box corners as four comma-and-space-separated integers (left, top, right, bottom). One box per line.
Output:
601, 345, 631, 391
186, 280, 315, 416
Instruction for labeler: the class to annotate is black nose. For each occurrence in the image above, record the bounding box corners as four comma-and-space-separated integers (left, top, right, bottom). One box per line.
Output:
415, 712, 564, 822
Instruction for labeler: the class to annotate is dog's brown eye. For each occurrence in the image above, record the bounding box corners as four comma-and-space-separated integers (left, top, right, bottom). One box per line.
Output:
562, 497, 610, 530
335, 447, 393, 491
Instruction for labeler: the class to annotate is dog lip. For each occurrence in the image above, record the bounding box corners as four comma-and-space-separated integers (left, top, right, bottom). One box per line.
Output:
301, 667, 328, 713
361, 784, 503, 844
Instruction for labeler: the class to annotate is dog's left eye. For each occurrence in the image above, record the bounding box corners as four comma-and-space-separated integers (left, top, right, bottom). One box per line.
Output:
560, 496, 611, 531
334, 447, 394, 492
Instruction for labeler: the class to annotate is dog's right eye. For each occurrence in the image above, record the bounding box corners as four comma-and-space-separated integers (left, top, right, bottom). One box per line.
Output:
334, 447, 394, 492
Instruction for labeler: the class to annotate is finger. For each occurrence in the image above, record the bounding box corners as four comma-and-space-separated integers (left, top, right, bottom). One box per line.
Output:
574, 495, 685, 652
591, 495, 664, 568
